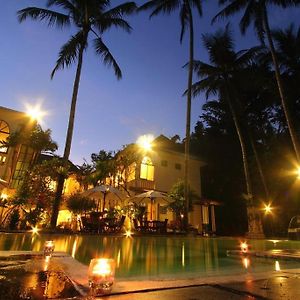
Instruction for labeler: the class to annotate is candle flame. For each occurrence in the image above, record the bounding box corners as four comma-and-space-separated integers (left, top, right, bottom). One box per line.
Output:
92, 259, 112, 276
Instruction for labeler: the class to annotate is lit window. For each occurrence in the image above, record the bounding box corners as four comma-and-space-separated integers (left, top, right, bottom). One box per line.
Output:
175, 163, 181, 170
140, 156, 154, 181
0, 120, 9, 154
161, 160, 168, 167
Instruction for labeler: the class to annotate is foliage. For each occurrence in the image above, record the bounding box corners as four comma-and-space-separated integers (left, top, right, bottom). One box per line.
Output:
8, 209, 20, 230
168, 180, 197, 218
67, 193, 96, 215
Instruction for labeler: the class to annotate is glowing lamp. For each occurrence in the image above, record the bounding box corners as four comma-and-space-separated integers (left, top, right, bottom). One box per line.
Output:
88, 258, 115, 295
0, 193, 8, 200
240, 242, 248, 253
275, 260, 281, 271
25, 103, 47, 123
137, 134, 154, 151
31, 226, 39, 235
263, 203, 273, 214
124, 230, 132, 238
44, 240, 55, 257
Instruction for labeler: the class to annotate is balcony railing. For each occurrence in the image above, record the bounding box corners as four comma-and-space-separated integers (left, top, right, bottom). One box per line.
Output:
127, 178, 155, 191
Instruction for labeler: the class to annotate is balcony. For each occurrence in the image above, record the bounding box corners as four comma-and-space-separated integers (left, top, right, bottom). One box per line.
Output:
128, 178, 155, 192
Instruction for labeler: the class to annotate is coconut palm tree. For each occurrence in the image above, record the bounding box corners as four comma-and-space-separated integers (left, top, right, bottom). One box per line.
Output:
138, 0, 203, 226
213, 0, 300, 162
191, 26, 264, 237
18, 0, 137, 228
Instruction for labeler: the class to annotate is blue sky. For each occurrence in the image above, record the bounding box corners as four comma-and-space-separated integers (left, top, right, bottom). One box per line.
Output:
0, 1, 299, 164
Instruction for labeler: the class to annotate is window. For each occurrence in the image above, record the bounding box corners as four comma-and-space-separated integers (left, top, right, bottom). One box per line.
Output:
0, 120, 9, 153
175, 163, 181, 170
161, 160, 168, 167
140, 156, 154, 181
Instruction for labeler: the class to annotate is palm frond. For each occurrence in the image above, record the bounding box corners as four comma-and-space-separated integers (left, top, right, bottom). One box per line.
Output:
138, 0, 181, 18
46, 0, 76, 12
212, 0, 247, 24
179, 4, 189, 43
190, 0, 203, 17
51, 31, 85, 78
17, 7, 70, 28
94, 17, 132, 34
103, 2, 137, 18
94, 38, 122, 79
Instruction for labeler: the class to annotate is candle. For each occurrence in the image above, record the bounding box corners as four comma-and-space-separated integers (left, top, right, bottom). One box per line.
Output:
88, 258, 115, 295
44, 240, 55, 257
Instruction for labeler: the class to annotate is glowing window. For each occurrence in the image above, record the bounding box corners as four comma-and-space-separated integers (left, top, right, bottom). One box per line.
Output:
0, 120, 9, 153
140, 156, 154, 181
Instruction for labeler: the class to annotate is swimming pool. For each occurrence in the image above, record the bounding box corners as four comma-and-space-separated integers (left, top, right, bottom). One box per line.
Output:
1, 233, 300, 280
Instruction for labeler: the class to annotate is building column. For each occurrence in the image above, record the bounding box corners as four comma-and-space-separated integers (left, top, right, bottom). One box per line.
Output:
210, 205, 216, 233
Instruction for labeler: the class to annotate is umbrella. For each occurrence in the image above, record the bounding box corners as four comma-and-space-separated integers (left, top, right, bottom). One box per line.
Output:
82, 185, 127, 212
132, 190, 171, 220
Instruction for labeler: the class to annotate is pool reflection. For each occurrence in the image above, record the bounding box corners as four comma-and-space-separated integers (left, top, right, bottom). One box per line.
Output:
1, 234, 300, 279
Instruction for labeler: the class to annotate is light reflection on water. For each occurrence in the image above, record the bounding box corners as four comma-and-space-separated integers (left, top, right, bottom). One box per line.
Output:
0, 233, 300, 279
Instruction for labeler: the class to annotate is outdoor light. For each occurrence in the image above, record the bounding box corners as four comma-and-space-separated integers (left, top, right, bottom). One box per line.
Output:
275, 261, 281, 271
88, 258, 115, 296
0, 193, 8, 200
240, 241, 248, 253
297, 167, 300, 180
137, 134, 154, 151
124, 230, 132, 238
242, 257, 250, 269
25, 103, 47, 123
31, 226, 39, 235
43, 240, 55, 257
263, 203, 273, 214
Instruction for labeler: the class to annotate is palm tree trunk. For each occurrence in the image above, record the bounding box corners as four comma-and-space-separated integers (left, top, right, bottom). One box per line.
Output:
224, 83, 264, 237
262, 5, 300, 161
184, 4, 194, 229
248, 131, 270, 199
50, 41, 85, 228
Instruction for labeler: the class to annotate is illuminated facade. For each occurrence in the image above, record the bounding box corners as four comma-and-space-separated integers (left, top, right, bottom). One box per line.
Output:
119, 135, 218, 234
0, 106, 36, 194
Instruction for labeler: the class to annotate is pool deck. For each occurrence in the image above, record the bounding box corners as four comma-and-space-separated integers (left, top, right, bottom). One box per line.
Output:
0, 251, 300, 299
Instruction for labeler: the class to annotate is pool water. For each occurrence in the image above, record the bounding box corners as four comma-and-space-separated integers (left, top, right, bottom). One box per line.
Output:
1, 233, 300, 280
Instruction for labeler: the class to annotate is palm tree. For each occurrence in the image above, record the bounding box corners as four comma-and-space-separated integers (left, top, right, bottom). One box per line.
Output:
138, 0, 203, 227
191, 26, 264, 237
213, 0, 300, 162
18, 0, 137, 228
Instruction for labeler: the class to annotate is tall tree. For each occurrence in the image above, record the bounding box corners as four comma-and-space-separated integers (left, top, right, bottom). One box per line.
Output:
213, 0, 300, 161
138, 0, 203, 226
18, 0, 137, 228
191, 26, 264, 237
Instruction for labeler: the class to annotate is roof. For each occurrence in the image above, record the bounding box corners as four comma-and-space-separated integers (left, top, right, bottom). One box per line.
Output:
153, 135, 204, 162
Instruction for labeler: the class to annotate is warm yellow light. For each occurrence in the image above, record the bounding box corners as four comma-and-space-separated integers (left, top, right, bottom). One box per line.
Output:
242, 257, 250, 269
275, 260, 281, 271
263, 203, 273, 214
137, 134, 154, 151
240, 242, 248, 253
25, 103, 47, 122
92, 259, 112, 276
0, 193, 8, 200
31, 226, 39, 235
124, 230, 132, 238
297, 167, 300, 180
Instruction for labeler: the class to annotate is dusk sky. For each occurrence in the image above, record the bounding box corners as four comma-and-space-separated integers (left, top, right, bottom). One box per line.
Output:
0, 1, 298, 164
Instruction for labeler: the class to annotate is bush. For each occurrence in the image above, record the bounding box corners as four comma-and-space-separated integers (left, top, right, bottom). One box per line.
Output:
67, 193, 96, 215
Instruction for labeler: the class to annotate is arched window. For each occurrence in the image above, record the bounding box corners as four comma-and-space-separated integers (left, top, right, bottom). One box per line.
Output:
0, 120, 9, 153
140, 156, 154, 181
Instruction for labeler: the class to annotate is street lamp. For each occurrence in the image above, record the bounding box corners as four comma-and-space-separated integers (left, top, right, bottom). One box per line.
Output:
263, 203, 273, 215
136, 134, 154, 152
25, 103, 47, 123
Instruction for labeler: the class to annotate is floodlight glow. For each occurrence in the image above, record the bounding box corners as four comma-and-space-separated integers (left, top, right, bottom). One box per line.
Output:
25, 103, 47, 123
0, 193, 8, 200
124, 230, 132, 238
31, 226, 39, 235
263, 203, 273, 214
137, 134, 154, 151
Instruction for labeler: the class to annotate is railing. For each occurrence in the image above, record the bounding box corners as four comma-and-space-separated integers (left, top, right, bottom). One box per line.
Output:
127, 178, 155, 191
